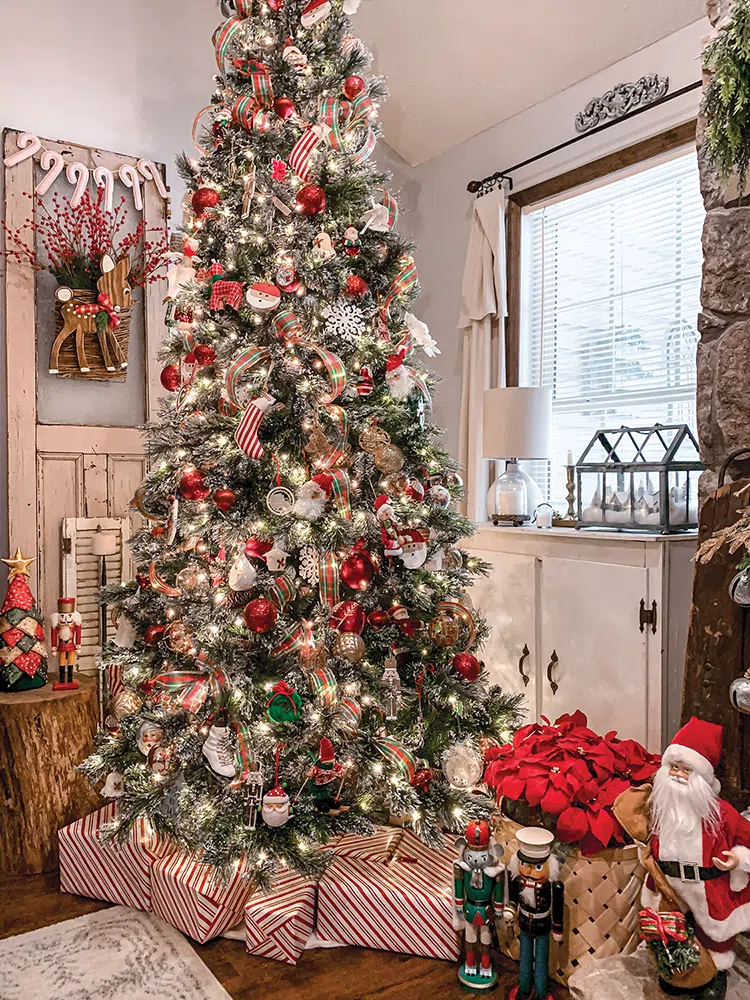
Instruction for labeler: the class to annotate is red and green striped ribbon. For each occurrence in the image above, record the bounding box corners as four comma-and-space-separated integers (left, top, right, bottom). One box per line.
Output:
271, 621, 309, 658
152, 665, 228, 714
329, 469, 352, 520
214, 16, 244, 73
274, 308, 304, 342
148, 561, 181, 598
235, 0, 253, 15
381, 256, 419, 318
232, 95, 271, 133
318, 552, 340, 607
393, 330, 415, 357
376, 736, 419, 781
225, 345, 271, 406
319, 95, 377, 163
219, 395, 240, 417
268, 573, 297, 611
380, 186, 399, 229
286, 340, 346, 405
351, 127, 377, 166
313, 405, 349, 472
246, 60, 274, 108
230, 720, 253, 787
309, 666, 338, 706
335, 697, 361, 734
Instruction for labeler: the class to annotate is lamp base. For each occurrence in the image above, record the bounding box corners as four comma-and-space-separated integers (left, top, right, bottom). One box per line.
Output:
487, 462, 543, 522
491, 513, 530, 526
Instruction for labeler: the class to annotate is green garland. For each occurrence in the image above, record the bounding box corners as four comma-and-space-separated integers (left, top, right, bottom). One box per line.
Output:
703, 0, 750, 192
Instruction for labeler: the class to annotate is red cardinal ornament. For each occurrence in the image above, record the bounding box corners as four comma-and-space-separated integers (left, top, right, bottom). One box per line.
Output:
452, 653, 481, 683
343, 75, 366, 100
340, 541, 376, 590
180, 467, 211, 502
194, 344, 216, 366
345, 274, 368, 297
243, 598, 278, 633
160, 364, 180, 392
410, 767, 433, 792
192, 187, 220, 218
213, 488, 238, 512
295, 184, 327, 216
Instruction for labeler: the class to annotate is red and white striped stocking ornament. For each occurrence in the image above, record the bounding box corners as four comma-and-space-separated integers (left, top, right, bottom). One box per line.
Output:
235, 393, 279, 459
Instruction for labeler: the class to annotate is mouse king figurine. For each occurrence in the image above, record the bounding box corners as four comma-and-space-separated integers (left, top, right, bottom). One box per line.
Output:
503, 827, 564, 1000
50, 597, 82, 690
453, 819, 506, 989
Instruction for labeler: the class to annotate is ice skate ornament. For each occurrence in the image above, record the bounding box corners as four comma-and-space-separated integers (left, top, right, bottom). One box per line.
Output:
51, 597, 82, 690
202, 724, 237, 780
453, 819, 505, 990
502, 827, 564, 1000
615, 716, 750, 998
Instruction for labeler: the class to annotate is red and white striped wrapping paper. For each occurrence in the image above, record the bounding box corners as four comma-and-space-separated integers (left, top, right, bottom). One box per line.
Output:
316, 828, 460, 961
245, 870, 317, 965
59, 804, 169, 912
334, 825, 405, 862
151, 851, 254, 943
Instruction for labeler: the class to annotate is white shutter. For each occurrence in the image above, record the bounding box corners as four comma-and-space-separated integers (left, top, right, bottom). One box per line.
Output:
519, 148, 704, 507
61, 517, 129, 674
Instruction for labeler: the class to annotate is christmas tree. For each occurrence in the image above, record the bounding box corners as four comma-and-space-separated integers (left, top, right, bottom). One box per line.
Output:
82, 0, 523, 879
0, 550, 48, 692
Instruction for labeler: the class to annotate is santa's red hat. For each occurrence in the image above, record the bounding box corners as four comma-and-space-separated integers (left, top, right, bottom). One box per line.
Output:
662, 716, 723, 793
374, 494, 391, 512
400, 528, 426, 551
319, 737, 335, 763
311, 472, 334, 495
385, 352, 404, 375
264, 784, 288, 800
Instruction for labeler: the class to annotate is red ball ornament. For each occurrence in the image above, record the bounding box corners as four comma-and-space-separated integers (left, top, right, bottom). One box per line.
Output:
340, 543, 376, 590
345, 274, 369, 297
136, 572, 152, 591
274, 97, 297, 120
367, 608, 392, 630
452, 653, 481, 683
151, 525, 166, 538
295, 184, 327, 216
213, 488, 238, 512
329, 600, 366, 634
179, 467, 211, 502
160, 364, 180, 392
343, 75, 366, 100
194, 344, 216, 366
192, 187, 220, 218
144, 624, 166, 646
242, 598, 278, 634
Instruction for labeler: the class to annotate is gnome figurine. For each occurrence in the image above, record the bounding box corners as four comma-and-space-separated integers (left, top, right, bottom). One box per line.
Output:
51, 597, 82, 690
503, 827, 564, 1000
454, 819, 505, 990
307, 738, 346, 812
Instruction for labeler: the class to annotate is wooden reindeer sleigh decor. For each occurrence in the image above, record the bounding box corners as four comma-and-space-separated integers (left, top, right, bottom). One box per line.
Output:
50, 254, 132, 380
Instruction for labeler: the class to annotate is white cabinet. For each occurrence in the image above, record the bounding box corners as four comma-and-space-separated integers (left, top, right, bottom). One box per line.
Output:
466, 526, 696, 752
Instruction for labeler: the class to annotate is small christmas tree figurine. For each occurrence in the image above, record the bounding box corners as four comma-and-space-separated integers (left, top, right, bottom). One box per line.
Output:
0, 549, 48, 693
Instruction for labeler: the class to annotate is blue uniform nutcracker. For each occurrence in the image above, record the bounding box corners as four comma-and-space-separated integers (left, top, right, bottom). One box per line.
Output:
454, 819, 506, 990
503, 827, 564, 1000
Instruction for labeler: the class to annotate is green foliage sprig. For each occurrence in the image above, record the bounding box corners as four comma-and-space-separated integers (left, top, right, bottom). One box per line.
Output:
703, 0, 750, 192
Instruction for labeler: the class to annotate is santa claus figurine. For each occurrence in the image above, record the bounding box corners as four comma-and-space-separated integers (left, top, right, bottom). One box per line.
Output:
374, 494, 403, 557
630, 717, 750, 999
51, 597, 82, 690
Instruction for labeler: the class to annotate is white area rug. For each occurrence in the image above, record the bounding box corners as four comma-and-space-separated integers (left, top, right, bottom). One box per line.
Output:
0, 906, 232, 1000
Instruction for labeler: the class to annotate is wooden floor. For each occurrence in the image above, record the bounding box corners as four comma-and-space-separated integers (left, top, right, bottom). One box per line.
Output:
0, 871, 569, 1000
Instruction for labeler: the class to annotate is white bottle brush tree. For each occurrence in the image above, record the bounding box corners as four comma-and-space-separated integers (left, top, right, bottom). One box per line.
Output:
81, 0, 524, 882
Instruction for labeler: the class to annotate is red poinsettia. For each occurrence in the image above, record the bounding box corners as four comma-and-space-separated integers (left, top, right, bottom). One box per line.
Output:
484, 711, 660, 855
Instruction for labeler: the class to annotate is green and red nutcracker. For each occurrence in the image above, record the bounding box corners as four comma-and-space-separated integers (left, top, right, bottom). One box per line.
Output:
453, 819, 506, 990
51, 597, 82, 690
503, 827, 564, 1000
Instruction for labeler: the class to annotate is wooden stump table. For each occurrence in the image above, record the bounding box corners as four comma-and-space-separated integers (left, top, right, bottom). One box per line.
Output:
0, 675, 100, 874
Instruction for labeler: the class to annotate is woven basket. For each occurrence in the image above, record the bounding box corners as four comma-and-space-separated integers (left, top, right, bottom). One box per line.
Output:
53, 289, 131, 381
494, 812, 646, 986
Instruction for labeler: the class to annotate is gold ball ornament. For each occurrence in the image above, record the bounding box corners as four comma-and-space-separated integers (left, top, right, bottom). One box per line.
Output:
374, 443, 405, 474
428, 613, 460, 647
165, 621, 194, 654
175, 563, 211, 596
333, 632, 365, 663
111, 690, 143, 721
443, 546, 464, 571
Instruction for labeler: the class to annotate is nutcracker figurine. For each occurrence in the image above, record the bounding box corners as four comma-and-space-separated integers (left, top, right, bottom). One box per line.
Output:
50, 597, 82, 690
453, 819, 506, 990
503, 827, 564, 1000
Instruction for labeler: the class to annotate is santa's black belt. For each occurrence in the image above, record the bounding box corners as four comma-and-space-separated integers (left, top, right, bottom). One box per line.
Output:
658, 861, 722, 882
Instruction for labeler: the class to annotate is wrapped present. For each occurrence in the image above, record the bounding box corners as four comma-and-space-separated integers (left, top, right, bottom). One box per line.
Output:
333, 825, 404, 862
317, 827, 460, 961
59, 804, 169, 911
151, 851, 253, 943
245, 869, 317, 965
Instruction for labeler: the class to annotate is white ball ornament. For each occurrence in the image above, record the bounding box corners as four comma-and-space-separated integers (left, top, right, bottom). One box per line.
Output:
442, 740, 483, 791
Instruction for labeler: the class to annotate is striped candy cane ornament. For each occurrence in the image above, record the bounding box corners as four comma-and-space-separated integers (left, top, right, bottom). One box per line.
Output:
235, 392, 280, 458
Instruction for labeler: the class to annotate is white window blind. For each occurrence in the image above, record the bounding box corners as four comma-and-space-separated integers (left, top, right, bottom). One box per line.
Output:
519, 149, 704, 508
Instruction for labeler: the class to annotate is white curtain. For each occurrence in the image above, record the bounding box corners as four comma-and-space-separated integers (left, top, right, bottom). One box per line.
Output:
457, 187, 507, 522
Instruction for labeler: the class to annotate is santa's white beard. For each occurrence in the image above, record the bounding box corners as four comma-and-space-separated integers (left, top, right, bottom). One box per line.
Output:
262, 798, 290, 827
386, 368, 413, 400
651, 763, 721, 839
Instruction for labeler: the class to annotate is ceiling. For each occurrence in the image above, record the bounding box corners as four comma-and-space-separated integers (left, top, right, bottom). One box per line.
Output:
352, 0, 706, 166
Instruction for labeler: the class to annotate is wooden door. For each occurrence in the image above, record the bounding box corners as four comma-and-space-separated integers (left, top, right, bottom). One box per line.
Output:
539, 556, 651, 746
467, 548, 538, 704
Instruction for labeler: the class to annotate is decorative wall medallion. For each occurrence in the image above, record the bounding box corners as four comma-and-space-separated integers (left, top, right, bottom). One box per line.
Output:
574, 75, 669, 133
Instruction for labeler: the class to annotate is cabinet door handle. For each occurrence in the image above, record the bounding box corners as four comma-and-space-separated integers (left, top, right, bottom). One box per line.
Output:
547, 650, 559, 695
518, 644, 531, 687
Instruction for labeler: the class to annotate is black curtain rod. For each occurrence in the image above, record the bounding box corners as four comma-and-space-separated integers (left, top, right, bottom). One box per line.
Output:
466, 80, 703, 194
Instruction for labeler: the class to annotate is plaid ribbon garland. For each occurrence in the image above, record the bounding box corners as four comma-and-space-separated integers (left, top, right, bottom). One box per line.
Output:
271, 621, 310, 658
318, 552, 340, 607
376, 736, 419, 781
335, 697, 361, 734
274, 308, 304, 341
148, 561, 181, 598
235, 0, 254, 15
381, 256, 419, 318
225, 345, 271, 406
231, 720, 253, 787
329, 469, 352, 519
210, 279, 244, 312
268, 573, 298, 611
214, 16, 245, 73
237, 60, 273, 107
285, 339, 346, 405
312, 405, 350, 472
152, 666, 229, 714
638, 908, 688, 946
380, 186, 399, 229
309, 666, 338, 706
319, 95, 377, 165
289, 123, 331, 181
232, 95, 271, 133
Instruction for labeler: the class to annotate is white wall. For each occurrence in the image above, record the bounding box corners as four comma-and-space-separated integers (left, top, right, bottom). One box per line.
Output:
392, 19, 709, 460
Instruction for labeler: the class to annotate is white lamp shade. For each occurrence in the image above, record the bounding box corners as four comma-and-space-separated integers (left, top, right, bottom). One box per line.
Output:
91, 530, 118, 557
482, 387, 552, 460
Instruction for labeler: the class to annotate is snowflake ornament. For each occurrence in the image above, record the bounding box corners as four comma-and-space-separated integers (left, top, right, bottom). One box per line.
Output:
405, 312, 441, 357
324, 300, 367, 344
299, 546, 320, 585
343, 0, 362, 13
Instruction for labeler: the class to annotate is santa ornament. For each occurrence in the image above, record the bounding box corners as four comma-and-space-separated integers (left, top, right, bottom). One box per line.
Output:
293, 473, 333, 520
300, 0, 331, 28
262, 745, 291, 827
246, 281, 281, 312
374, 494, 403, 556
385, 350, 415, 400
615, 717, 750, 999
397, 528, 428, 569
